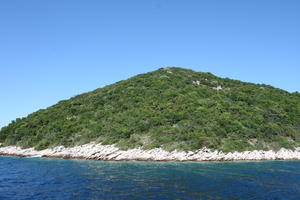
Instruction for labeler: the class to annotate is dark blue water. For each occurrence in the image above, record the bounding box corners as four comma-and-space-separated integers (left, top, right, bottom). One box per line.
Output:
1, 157, 300, 200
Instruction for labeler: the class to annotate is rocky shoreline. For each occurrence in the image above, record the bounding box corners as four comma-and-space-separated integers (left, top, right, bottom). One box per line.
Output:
1, 142, 300, 161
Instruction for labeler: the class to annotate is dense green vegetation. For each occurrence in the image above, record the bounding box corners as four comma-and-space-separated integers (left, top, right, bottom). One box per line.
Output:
1, 67, 299, 152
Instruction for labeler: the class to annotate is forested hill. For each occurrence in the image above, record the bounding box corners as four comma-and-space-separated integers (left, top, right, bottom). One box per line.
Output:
1, 67, 299, 152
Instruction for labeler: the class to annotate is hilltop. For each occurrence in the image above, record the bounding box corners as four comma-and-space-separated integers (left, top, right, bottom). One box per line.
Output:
1, 67, 299, 152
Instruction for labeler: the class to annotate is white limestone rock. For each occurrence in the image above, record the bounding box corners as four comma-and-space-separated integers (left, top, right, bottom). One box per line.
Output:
1, 142, 300, 162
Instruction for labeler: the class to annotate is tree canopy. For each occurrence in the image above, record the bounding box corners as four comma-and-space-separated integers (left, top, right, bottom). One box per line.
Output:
1, 67, 299, 152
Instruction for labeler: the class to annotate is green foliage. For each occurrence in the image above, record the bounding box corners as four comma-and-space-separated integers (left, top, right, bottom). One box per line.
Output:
0, 67, 299, 152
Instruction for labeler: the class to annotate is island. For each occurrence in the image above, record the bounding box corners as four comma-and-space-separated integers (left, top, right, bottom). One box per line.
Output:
1, 67, 300, 161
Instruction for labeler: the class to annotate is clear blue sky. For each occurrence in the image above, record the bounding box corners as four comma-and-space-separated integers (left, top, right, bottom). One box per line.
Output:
1, 0, 299, 128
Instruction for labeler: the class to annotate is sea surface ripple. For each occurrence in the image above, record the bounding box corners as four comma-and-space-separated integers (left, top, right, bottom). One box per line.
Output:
0, 156, 300, 200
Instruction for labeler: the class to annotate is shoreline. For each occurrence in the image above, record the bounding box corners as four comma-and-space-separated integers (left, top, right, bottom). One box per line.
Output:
1, 142, 300, 162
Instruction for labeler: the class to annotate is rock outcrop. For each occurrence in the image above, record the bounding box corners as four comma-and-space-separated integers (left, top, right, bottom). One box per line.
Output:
1, 143, 300, 161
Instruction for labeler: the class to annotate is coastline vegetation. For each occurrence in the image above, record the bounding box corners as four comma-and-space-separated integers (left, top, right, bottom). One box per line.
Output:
0, 67, 299, 152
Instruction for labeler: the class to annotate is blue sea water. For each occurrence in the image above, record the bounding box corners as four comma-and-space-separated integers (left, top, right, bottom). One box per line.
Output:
0, 157, 300, 200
